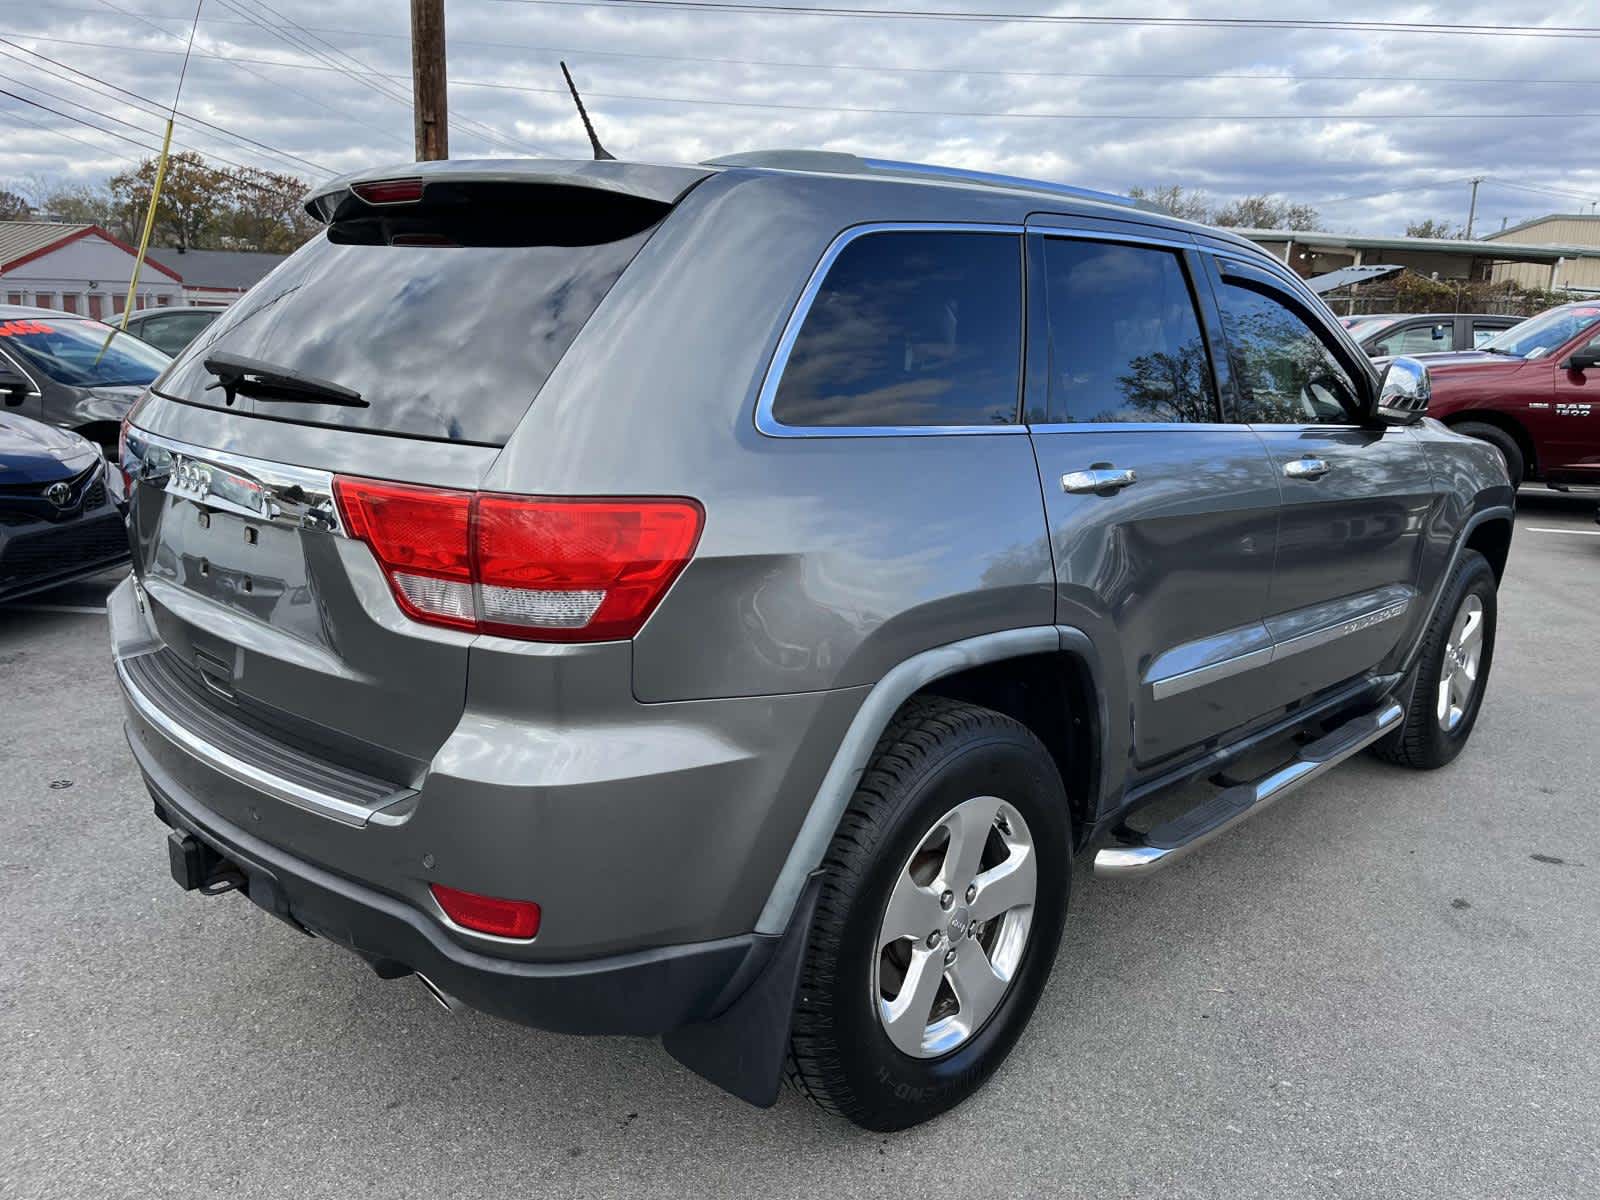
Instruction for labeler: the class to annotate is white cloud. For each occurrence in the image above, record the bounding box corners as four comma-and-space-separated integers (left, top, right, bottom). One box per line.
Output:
0, 0, 1596, 233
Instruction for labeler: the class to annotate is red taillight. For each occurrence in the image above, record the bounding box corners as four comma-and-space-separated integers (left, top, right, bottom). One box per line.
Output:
334, 477, 703, 643
352, 177, 424, 205
430, 883, 541, 940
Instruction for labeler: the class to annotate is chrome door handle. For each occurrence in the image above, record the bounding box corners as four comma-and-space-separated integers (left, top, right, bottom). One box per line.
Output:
1283, 457, 1330, 480
1061, 467, 1138, 494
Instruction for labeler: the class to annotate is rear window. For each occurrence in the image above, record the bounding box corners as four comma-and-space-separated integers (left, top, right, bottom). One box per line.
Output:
154, 186, 662, 445
770, 230, 1022, 429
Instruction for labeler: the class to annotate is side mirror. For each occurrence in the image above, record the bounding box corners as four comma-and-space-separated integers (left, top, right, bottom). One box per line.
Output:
0, 362, 29, 407
1375, 356, 1430, 425
1564, 346, 1600, 372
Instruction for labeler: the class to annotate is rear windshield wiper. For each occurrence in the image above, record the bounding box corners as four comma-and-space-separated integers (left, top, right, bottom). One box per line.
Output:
203, 352, 368, 408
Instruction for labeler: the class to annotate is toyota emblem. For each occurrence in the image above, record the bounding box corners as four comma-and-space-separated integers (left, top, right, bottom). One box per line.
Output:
44, 481, 72, 509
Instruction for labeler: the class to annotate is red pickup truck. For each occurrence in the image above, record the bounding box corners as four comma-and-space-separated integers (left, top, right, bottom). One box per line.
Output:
1414, 301, 1600, 488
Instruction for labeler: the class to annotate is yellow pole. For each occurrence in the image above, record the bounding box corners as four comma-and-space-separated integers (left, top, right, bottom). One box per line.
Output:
120, 117, 175, 330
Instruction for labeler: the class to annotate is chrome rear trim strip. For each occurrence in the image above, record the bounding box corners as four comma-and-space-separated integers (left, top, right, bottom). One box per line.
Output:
117, 655, 380, 828
123, 426, 344, 534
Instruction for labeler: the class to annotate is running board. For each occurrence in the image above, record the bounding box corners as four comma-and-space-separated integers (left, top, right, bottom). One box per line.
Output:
1094, 702, 1404, 878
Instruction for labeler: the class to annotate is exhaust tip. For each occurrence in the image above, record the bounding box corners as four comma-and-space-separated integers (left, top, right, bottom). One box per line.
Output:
415, 973, 461, 1013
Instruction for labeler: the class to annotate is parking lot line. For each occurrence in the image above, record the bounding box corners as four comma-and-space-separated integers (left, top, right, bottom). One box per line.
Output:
7, 603, 109, 615
1525, 526, 1600, 537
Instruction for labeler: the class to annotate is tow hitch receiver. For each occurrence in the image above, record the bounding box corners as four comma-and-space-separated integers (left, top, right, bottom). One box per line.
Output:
167, 830, 246, 895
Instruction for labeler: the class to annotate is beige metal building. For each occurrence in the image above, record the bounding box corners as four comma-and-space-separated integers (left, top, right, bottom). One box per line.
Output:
1484, 215, 1600, 292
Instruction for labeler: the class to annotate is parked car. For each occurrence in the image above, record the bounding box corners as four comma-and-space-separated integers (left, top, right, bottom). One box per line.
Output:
0, 305, 170, 451
1340, 312, 1520, 357
121, 305, 223, 357
111, 153, 1513, 1131
1392, 299, 1600, 488
0, 410, 127, 603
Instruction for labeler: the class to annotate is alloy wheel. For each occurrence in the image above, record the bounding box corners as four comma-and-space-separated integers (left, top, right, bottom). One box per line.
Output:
872, 795, 1037, 1058
1438, 593, 1485, 732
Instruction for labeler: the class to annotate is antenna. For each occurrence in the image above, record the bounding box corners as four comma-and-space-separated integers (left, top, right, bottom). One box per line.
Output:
560, 61, 614, 161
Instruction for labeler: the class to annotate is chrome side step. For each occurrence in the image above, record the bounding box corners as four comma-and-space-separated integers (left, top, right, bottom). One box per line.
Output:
1094, 702, 1404, 879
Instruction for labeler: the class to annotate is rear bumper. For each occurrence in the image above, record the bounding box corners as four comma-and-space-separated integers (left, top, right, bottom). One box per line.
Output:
135, 727, 768, 1036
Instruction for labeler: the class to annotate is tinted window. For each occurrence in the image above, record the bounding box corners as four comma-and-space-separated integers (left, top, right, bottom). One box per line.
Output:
1216, 282, 1361, 424
771, 231, 1021, 428
1372, 321, 1449, 357
1040, 239, 1215, 423
156, 201, 658, 445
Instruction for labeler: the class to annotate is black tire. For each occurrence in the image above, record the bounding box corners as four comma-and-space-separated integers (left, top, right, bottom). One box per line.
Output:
785, 696, 1071, 1130
1372, 549, 1497, 769
1454, 421, 1525, 485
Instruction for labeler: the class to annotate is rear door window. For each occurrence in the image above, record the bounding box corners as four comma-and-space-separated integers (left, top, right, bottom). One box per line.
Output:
154, 187, 663, 445
1037, 238, 1217, 424
769, 230, 1022, 429
1372, 321, 1450, 357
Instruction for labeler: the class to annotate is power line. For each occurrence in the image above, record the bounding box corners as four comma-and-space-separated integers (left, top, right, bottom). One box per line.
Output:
0, 75, 305, 201
373, 75, 1600, 121
0, 92, 145, 166
211, 0, 556, 156
486, 0, 1600, 39
0, 37, 332, 174
92, 0, 414, 153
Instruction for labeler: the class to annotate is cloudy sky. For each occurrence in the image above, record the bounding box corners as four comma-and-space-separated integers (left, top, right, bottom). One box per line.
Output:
0, 0, 1597, 235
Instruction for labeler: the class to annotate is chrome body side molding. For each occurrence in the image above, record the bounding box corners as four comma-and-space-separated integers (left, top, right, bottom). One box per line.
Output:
1147, 585, 1415, 701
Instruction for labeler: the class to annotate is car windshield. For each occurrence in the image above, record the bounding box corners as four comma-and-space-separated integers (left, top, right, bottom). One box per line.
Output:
1479, 306, 1600, 359
0, 315, 170, 387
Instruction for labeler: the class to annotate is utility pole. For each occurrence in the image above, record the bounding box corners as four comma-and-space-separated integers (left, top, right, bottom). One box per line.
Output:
1465, 176, 1483, 239
411, 0, 447, 161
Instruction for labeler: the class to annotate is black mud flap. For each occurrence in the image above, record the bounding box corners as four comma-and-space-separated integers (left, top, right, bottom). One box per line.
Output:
661, 872, 823, 1108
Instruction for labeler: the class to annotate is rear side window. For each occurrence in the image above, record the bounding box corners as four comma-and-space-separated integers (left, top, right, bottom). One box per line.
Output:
154, 186, 662, 445
1372, 321, 1449, 357
1039, 239, 1216, 424
770, 231, 1022, 429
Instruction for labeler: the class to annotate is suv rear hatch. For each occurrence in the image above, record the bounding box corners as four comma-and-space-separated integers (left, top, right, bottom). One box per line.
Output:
122, 162, 710, 808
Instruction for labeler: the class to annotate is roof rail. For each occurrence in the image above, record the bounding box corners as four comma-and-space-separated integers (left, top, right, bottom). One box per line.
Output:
704, 149, 1157, 213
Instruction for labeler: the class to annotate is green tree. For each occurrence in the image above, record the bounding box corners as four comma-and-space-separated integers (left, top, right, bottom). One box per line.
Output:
214, 165, 319, 252
1404, 218, 1464, 239
1211, 193, 1322, 231
1128, 184, 1213, 222
0, 188, 31, 219
108, 151, 232, 250
31, 181, 117, 230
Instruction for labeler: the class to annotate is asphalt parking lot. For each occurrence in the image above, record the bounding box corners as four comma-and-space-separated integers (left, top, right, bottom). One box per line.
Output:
2, 490, 1597, 1200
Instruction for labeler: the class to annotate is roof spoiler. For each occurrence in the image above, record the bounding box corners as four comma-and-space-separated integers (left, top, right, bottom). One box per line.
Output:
303, 160, 713, 224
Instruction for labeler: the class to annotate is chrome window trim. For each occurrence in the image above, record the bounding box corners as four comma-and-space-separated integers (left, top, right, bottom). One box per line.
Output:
0, 344, 44, 398
1027, 223, 1197, 253
753, 221, 1029, 439
1029, 421, 1245, 434
117, 655, 402, 828
124, 425, 345, 534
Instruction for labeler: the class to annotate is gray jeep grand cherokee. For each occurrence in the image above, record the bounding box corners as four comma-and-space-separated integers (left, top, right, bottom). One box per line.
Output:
111, 152, 1513, 1130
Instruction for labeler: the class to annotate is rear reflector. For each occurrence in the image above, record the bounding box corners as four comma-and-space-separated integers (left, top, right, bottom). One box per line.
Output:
352, 177, 424, 205
430, 883, 541, 940
334, 477, 703, 642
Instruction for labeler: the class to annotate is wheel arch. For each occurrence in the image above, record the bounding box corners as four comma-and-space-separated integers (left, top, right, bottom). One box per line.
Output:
1441, 409, 1537, 480
1465, 514, 1513, 583
753, 626, 1104, 937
